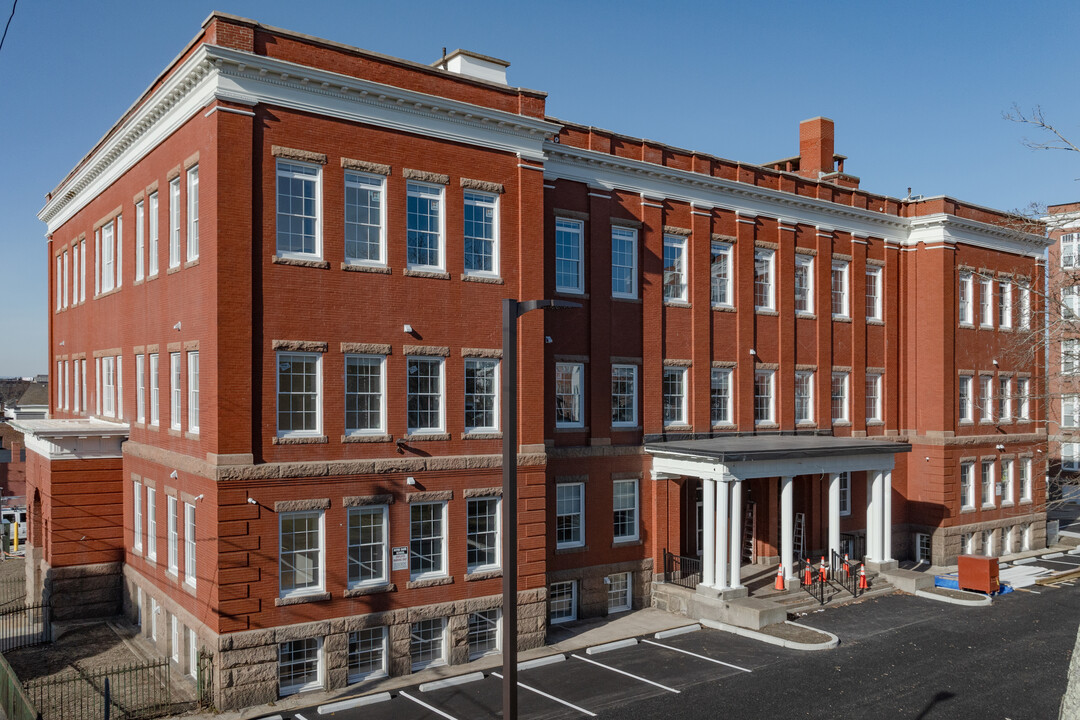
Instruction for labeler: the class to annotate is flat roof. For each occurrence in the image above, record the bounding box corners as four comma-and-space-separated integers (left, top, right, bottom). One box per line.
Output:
9, 418, 130, 438
646, 435, 911, 463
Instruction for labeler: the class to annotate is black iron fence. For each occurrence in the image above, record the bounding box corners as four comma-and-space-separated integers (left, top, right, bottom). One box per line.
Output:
830, 549, 864, 598
797, 557, 826, 605
0, 602, 50, 653
24, 657, 173, 720
662, 550, 702, 589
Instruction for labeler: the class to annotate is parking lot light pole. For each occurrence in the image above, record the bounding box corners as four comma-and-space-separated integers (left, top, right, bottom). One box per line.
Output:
502, 297, 579, 720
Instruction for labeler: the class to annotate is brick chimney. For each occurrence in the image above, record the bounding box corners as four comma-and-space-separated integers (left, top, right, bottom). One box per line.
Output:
798, 117, 835, 180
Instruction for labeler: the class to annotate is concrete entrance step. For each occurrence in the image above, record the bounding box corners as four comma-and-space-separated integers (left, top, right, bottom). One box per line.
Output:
778, 578, 896, 616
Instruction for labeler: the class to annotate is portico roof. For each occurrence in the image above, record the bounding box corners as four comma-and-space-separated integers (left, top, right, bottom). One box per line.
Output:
646, 435, 911, 463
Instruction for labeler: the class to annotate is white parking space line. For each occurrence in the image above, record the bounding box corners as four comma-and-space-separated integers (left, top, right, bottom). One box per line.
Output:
571, 654, 681, 693
399, 690, 461, 720
491, 671, 598, 717
641, 639, 753, 672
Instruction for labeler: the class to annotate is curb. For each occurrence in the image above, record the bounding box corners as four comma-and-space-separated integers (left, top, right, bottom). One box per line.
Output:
915, 588, 991, 607
700, 619, 839, 651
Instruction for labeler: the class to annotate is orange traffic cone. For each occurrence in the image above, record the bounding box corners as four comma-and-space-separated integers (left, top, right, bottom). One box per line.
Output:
803, 561, 812, 586
774, 563, 785, 591
842, 553, 850, 578
819, 556, 828, 582
858, 565, 869, 590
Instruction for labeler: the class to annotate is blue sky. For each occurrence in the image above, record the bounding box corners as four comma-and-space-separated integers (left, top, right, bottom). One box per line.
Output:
1, 0, 1077, 377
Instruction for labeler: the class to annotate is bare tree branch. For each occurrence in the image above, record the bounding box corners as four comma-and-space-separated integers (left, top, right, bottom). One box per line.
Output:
1004, 104, 1080, 155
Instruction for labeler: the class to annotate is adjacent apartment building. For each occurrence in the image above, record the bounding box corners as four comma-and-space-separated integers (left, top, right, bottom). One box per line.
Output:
1047, 202, 1080, 489
20, 13, 1050, 709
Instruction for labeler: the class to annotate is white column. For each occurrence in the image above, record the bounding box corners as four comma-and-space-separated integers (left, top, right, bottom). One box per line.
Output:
729, 479, 743, 589
702, 478, 716, 588
882, 471, 893, 562
828, 473, 841, 560
715, 478, 730, 589
871, 470, 885, 562
866, 473, 878, 562
780, 476, 794, 580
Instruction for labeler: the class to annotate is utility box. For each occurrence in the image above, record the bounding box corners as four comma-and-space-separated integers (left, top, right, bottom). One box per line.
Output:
958, 555, 999, 593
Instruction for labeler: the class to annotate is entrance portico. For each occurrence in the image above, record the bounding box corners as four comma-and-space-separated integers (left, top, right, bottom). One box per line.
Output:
648, 436, 911, 595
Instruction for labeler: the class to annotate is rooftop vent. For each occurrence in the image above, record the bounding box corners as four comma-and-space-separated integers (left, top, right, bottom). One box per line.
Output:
432, 49, 510, 85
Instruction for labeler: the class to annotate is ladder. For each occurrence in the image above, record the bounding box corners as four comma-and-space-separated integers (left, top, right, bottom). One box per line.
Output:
742, 501, 757, 563
793, 512, 806, 560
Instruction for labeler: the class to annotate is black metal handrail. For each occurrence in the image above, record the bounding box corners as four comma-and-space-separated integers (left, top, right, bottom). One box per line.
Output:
662, 549, 702, 590
797, 557, 825, 605
831, 549, 864, 598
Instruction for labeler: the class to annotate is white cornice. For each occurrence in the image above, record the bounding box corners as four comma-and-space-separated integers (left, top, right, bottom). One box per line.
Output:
544, 143, 1050, 257
40, 44, 561, 235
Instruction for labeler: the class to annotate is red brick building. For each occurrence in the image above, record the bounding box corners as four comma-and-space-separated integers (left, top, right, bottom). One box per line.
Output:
21, 13, 1050, 709
1046, 202, 1080, 494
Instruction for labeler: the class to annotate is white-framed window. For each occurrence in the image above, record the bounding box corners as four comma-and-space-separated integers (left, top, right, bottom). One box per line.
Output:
556, 482, 584, 548
187, 627, 198, 680
998, 377, 1012, 421
979, 276, 993, 327
754, 370, 775, 425
916, 533, 932, 563
347, 627, 388, 683
866, 266, 883, 320
958, 376, 973, 422
555, 362, 584, 428
464, 358, 498, 432
277, 352, 321, 437
1002, 526, 1013, 556
794, 254, 814, 313
279, 638, 323, 696
1064, 443, 1080, 472
95, 357, 101, 415
981, 460, 995, 508
135, 587, 142, 628
1021, 523, 1033, 551
149, 354, 160, 426
409, 502, 447, 579
1063, 232, 1079, 267
101, 220, 120, 293
344, 171, 386, 266
64, 360, 70, 410
167, 495, 179, 575
55, 360, 62, 407
1067, 339, 1080, 375
754, 249, 775, 310
999, 280, 1012, 328
959, 272, 974, 325
795, 371, 814, 424
406, 357, 444, 433
1019, 281, 1031, 329
187, 352, 199, 434
171, 615, 179, 663
147, 487, 157, 561
1065, 395, 1080, 429
72, 243, 79, 305
136, 354, 145, 423
116, 355, 123, 420
979, 375, 993, 423
133, 481, 143, 552
961, 532, 975, 556
463, 190, 499, 276
831, 260, 849, 317
1021, 458, 1033, 502
276, 160, 321, 259
663, 235, 687, 302
184, 502, 196, 587
982, 529, 995, 557
555, 218, 584, 294
187, 165, 199, 261
611, 226, 637, 298
170, 352, 181, 430
79, 238, 87, 301
1018, 377, 1030, 420
468, 609, 500, 659
345, 355, 385, 435
62, 250, 69, 308
865, 373, 882, 422
611, 364, 637, 427
1065, 285, 1080, 319
607, 572, 632, 613
960, 462, 975, 510
613, 479, 638, 542
838, 472, 851, 516
150, 598, 158, 640
831, 372, 849, 423
94, 229, 99, 296
80, 358, 87, 413
711, 241, 733, 307
406, 181, 444, 270
466, 497, 500, 572
662, 367, 688, 426
1002, 459, 1015, 504
410, 618, 446, 671
169, 177, 181, 269
103, 356, 116, 418
55, 255, 62, 311
711, 368, 732, 426
549, 580, 577, 624
147, 192, 159, 277
135, 200, 145, 281
347, 505, 388, 587
73, 359, 81, 413
279, 510, 324, 596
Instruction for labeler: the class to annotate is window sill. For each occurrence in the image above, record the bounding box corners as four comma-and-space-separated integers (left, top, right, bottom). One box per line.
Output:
272, 255, 330, 270
406, 576, 453, 590
796, 312, 816, 320
184, 258, 200, 269
664, 300, 691, 309
167, 428, 181, 437
147, 273, 159, 282
1020, 500, 1033, 506
712, 304, 737, 313
982, 505, 997, 511
275, 591, 331, 607
342, 262, 391, 274
147, 424, 159, 432
556, 544, 588, 555
979, 324, 994, 330
182, 580, 196, 597
664, 424, 692, 432
342, 433, 391, 443
958, 323, 975, 329
461, 431, 502, 440
465, 569, 502, 582
403, 268, 450, 280
832, 316, 853, 324
999, 327, 1013, 333
755, 422, 779, 429
462, 273, 503, 284
343, 583, 395, 598
960, 507, 976, 514
867, 318, 885, 326
273, 434, 329, 445
832, 421, 852, 427
555, 290, 587, 299
796, 421, 817, 428
612, 425, 642, 431
1001, 501, 1014, 508
958, 421, 974, 426
612, 539, 642, 548
712, 423, 737, 430
755, 309, 779, 316
866, 420, 885, 426
184, 432, 199, 441
167, 265, 182, 275
555, 426, 588, 433
403, 432, 450, 442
